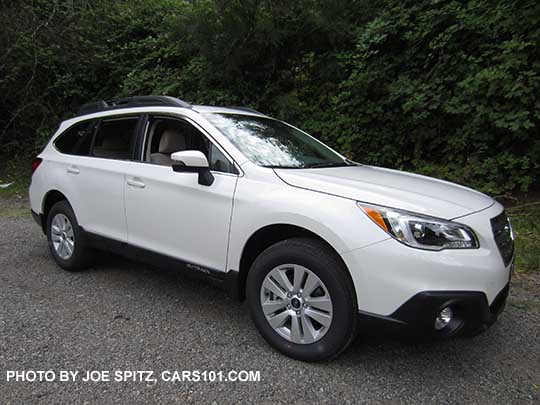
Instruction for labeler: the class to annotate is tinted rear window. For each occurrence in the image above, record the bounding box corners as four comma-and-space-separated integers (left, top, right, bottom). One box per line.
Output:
54, 120, 96, 156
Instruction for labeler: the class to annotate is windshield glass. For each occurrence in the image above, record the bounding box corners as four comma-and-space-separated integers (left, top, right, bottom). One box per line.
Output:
203, 113, 348, 168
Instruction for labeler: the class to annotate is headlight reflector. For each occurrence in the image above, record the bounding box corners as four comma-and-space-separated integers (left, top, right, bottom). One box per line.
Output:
358, 203, 478, 250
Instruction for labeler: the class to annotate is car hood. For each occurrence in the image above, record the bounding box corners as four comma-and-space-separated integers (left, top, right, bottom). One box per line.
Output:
274, 165, 494, 219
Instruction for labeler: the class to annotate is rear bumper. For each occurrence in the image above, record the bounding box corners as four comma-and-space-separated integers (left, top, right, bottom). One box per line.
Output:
358, 283, 510, 339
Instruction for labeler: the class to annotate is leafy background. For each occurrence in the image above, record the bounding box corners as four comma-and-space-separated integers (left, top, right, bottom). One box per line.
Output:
1, 0, 539, 196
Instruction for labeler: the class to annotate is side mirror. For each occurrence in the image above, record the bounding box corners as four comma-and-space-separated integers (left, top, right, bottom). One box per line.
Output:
171, 150, 214, 186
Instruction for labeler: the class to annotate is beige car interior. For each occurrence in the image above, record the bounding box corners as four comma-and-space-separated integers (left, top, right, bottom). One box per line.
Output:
145, 117, 232, 172
150, 129, 186, 166
93, 118, 138, 159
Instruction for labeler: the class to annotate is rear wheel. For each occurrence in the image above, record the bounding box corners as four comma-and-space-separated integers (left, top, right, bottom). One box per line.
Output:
46, 200, 93, 271
247, 237, 357, 361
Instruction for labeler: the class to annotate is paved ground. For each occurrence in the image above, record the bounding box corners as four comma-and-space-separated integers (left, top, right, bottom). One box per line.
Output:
1, 198, 539, 404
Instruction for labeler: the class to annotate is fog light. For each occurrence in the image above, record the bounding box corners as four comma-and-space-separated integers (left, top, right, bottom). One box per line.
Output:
434, 307, 453, 330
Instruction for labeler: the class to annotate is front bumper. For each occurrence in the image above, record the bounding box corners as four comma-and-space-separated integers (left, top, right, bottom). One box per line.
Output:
341, 202, 512, 316
358, 283, 510, 338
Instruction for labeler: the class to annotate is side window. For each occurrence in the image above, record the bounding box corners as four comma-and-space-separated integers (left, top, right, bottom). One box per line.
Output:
198, 137, 235, 174
145, 118, 191, 165
144, 116, 235, 173
54, 120, 96, 156
91, 117, 139, 160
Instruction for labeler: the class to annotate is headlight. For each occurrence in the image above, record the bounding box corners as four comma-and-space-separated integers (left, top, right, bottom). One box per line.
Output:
358, 203, 478, 250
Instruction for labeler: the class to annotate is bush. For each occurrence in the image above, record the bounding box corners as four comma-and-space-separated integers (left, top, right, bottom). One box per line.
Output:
331, 0, 540, 194
0, 0, 538, 195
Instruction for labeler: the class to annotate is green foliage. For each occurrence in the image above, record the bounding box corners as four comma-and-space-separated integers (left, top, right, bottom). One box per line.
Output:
0, 0, 538, 195
508, 202, 540, 273
0, 155, 31, 198
332, 0, 540, 195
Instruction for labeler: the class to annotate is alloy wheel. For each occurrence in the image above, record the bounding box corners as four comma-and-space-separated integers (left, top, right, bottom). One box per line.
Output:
51, 213, 75, 260
260, 264, 333, 344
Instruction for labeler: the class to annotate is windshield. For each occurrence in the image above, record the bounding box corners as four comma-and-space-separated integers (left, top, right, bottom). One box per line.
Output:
203, 113, 349, 168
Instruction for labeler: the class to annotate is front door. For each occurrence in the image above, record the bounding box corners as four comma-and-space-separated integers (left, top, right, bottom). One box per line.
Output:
124, 115, 238, 272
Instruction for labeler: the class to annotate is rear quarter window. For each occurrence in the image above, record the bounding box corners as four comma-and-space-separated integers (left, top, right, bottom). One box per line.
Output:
54, 120, 97, 156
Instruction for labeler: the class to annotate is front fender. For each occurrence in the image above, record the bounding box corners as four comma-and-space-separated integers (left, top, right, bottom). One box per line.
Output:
227, 176, 388, 272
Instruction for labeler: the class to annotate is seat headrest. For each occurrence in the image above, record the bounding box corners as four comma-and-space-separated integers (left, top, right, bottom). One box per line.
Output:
159, 129, 186, 154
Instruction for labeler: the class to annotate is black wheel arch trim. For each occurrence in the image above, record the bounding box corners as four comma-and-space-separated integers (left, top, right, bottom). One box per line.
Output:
31, 209, 45, 234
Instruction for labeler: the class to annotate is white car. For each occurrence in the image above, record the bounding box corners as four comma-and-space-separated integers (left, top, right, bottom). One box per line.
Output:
29, 96, 514, 361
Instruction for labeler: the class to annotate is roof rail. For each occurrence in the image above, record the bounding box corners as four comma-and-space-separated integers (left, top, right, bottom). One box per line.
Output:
228, 106, 265, 115
77, 96, 191, 116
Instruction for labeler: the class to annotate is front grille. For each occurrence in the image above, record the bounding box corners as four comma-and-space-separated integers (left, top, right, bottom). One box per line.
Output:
490, 211, 514, 266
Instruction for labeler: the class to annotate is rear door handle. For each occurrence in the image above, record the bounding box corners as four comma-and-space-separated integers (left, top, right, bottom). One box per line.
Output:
67, 166, 80, 175
127, 178, 146, 189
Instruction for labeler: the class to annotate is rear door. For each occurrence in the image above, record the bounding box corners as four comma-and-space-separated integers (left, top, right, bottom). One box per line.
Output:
54, 115, 142, 241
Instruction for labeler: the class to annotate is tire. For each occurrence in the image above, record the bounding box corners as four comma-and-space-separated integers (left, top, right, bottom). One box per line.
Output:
46, 200, 93, 271
246, 237, 358, 361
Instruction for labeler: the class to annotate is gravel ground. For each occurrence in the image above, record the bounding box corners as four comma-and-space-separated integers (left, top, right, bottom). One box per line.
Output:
1, 198, 539, 404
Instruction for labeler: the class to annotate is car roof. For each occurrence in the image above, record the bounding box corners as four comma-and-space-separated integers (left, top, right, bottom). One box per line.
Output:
58, 103, 269, 136
192, 105, 267, 117
75, 96, 267, 119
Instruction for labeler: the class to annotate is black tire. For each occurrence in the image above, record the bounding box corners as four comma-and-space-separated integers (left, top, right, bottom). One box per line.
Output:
46, 200, 93, 271
246, 237, 358, 361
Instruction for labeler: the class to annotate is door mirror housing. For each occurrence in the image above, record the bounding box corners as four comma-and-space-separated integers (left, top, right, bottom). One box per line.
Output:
171, 150, 214, 186
171, 150, 209, 168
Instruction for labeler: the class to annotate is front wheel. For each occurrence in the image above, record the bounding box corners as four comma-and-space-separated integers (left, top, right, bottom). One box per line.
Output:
246, 237, 358, 361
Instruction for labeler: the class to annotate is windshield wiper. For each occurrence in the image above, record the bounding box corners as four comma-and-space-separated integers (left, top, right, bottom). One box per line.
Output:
261, 165, 305, 169
303, 161, 354, 168
262, 160, 358, 169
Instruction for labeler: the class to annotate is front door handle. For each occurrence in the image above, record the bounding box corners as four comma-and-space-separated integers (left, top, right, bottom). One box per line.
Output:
67, 166, 80, 175
127, 178, 146, 189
